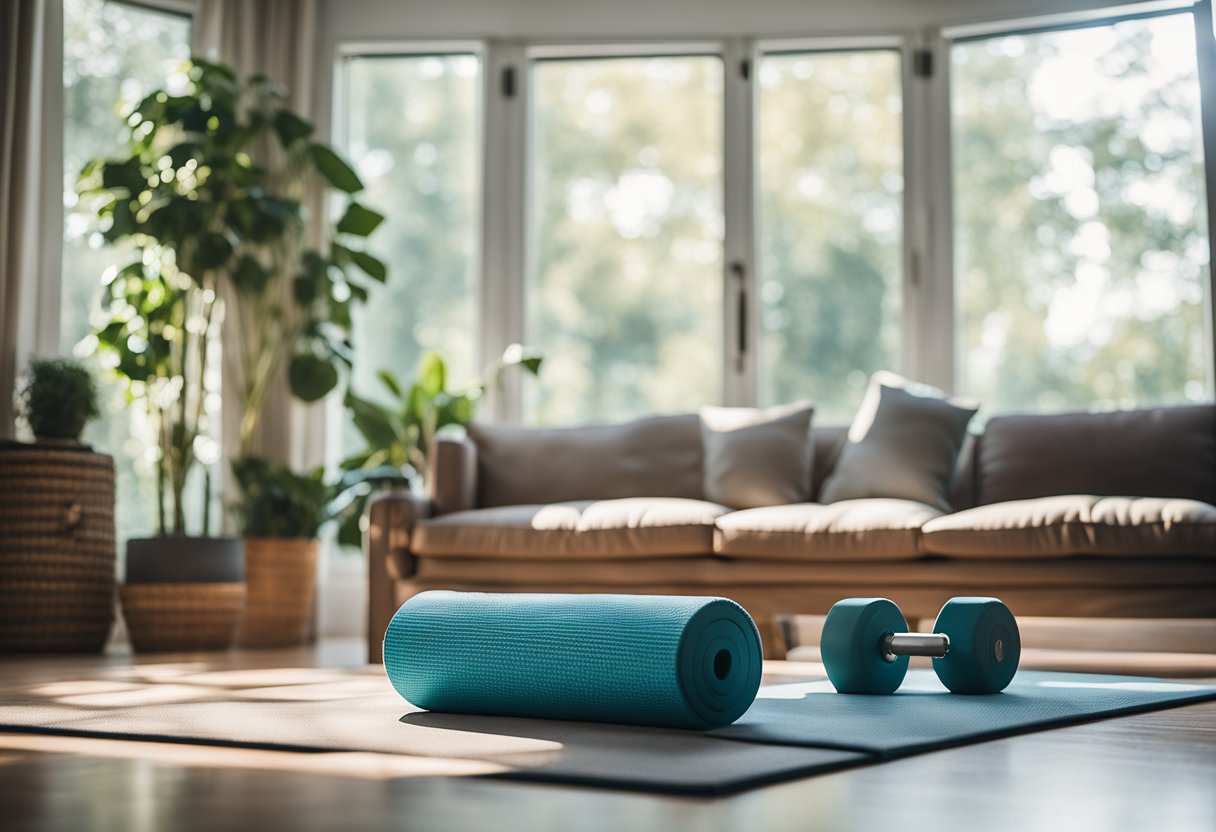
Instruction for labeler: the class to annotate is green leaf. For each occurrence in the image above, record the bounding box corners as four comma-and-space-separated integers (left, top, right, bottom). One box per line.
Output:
416, 351, 447, 397
344, 392, 401, 450
232, 254, 270, 294
336, 502, 365, 549
293, 274, 317, 305
349, 249, 387, 283
100, 158, 146, 194
336, 202, 385, 237
289, 352, 339, 402
377, 370, 404, 400
195, 231, 234, 269
103, 199, 136, 241
273, 109, 314, 148
308, 144, 363, 193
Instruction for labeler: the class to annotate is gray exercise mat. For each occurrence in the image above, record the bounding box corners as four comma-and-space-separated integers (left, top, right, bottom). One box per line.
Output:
0, 664, 863, 795
714, 669, 1216, 756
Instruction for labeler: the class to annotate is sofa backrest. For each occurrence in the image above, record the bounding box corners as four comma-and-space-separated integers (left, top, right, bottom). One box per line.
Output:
464, 403, 1214, 510
974, 404, 1216, 506
468, 414, 705, 507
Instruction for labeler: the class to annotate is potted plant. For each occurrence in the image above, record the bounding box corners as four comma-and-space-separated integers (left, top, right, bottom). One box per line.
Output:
231, 458, 361, 647
0, 358, 115, 652
79, 58, 386, 651
338, 346, 542, 548
149, 61, 383, 644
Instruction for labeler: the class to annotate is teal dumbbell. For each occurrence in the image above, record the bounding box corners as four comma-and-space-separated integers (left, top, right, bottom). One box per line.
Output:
820, 597, 1020, 695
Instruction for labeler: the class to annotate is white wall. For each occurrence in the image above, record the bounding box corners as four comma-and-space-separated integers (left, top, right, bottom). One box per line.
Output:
315, 0, 1154, 42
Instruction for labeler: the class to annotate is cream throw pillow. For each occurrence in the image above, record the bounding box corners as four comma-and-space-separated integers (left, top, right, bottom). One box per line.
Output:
699, 401, 815, 509
819, 372, 977, 512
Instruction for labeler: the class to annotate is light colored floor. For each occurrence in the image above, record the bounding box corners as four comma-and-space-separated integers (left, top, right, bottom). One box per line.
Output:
0, 639, 1213, 832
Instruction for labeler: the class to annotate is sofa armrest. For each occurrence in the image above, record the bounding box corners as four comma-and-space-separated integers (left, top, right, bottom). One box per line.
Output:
365, 489, 432, 663
429, 433, 478, 515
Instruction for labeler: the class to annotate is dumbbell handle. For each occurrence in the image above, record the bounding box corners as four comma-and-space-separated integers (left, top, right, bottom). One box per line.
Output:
881, 632, 950, 662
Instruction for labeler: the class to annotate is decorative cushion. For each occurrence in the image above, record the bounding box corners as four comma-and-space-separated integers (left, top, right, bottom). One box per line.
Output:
921, 495, 1216, 558
819, 371, 978, 512
413, 498, 728, 559
713, 499, 942, 561
468, 415, 704, 508
699, 401, 815, 509
977, 405, 1216, 506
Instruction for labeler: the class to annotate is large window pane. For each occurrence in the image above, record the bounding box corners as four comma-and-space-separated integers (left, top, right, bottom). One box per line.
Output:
340, 54, 480, 445
953, 14, 1213, 413
757, 50, 903, 422
62, 0, 191, 543
528, 55, 724, 424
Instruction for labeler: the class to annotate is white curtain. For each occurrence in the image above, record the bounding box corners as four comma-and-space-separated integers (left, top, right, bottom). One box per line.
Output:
1, 0, 61, 439
192, 0, 323, 471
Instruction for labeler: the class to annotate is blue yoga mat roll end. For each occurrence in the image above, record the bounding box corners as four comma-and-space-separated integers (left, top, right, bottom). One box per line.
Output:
384, 591, 763, 730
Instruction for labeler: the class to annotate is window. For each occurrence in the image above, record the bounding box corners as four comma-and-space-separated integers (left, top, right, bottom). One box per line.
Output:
756, 49, 903, 421
952, 13, 1213, 413
62, 0, 191, 543
339, 53, 481, 440
526, 54, 724, 424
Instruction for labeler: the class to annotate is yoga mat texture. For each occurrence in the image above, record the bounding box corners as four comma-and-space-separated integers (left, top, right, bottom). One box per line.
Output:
383, 592, 764, 729
715, 669, 1216, 755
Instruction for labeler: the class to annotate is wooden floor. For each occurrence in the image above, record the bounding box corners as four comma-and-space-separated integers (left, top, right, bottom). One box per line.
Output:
1, 642, 1214, 832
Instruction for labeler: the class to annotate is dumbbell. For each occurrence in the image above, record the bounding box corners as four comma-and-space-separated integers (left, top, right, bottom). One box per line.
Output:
820, 597, 1020, 695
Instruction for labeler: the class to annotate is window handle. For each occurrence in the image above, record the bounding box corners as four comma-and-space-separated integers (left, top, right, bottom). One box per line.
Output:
731, 261, 747, 372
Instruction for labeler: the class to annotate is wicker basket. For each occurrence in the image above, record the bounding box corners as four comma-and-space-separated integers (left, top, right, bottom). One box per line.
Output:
120, 582, 246, 652
238, 537, 318, 648
0, 443, 116, 652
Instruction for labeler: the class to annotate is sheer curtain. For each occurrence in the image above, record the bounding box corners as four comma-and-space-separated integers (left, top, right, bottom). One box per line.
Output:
192, 0, 323, 472
1, 0, 61, 438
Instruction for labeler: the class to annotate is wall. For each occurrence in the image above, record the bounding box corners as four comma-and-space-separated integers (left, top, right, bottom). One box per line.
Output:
315, 0, 1156, 43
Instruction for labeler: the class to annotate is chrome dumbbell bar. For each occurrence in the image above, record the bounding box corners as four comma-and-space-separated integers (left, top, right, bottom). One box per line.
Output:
881, 632, 950, 663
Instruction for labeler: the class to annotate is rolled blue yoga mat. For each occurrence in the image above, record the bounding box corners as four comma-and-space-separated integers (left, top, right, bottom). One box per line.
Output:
383, 591, 764, 729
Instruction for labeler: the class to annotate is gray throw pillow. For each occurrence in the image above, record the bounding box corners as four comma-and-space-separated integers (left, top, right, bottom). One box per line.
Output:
819, 372, 977, 511
700, 401, 815, 509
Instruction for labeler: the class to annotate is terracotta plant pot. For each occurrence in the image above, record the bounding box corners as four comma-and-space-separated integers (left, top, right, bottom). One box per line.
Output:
238, 536, 318, 648
120, 536, 245, 653
0, 441, 116, 652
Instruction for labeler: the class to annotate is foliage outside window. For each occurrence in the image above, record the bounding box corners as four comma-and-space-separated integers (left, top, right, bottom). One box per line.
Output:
527, 55, 724, 425
756, 49, 903, 423
953, 14, 1213, 414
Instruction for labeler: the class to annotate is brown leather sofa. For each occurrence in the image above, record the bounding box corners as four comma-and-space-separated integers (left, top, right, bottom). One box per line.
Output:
366, 404, 1216, 660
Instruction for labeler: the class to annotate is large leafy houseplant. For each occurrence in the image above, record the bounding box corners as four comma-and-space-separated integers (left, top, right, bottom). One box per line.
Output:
337, 346, 542, 547
79, 58, 385, 538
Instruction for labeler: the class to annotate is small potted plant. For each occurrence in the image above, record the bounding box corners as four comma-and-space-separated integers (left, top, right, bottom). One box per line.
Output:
0, 358, 115, 652
231, 458, 362, 647
17, 358, 101, 445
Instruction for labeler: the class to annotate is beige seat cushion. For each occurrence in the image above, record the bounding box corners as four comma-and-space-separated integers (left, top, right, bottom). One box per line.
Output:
921, 495, 1216, 558
413, 498, 728, 559
713, 499, 942, 561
